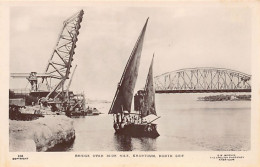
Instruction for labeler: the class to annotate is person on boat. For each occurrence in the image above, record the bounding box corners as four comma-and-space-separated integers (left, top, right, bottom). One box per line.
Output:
134, 116, 139, 124
130, 116, 133, 124
126, 112, 133, 124
126, 114, 131, 125
123, 115, 127, 123
137, 118, 141, 124
113, 113, 122, 130
120, 115, 128, 129
113, 121, 120, 130
134, 91, 144, 111
116, 113, 121, 124
142, 118, 148, 124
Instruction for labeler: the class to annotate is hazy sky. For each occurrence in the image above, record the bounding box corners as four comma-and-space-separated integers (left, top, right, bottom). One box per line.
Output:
10, 3, 252, 100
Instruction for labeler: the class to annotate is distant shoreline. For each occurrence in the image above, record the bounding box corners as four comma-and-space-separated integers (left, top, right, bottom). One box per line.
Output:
198, 94, 251, 101
86, 99, 111, 104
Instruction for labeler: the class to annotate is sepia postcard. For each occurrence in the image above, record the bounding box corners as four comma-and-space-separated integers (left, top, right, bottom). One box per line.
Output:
0, 1, 260, 167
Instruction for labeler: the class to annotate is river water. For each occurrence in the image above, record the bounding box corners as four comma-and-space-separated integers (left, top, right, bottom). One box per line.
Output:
62, 93, 250, 151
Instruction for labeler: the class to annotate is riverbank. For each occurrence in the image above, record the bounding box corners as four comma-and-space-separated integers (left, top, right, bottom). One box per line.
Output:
9, 115, 75, 152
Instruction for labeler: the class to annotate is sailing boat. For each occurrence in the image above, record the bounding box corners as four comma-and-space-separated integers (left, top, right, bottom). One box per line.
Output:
108, 18, 160, 138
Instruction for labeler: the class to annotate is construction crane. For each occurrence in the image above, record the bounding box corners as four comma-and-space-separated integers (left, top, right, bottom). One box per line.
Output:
43, 10, 84, 100
10, 10, 84, 102
66, 65, 77, 99
53, 64, 77, 101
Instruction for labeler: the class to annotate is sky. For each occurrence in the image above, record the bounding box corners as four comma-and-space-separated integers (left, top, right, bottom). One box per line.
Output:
9, 3, 252, 100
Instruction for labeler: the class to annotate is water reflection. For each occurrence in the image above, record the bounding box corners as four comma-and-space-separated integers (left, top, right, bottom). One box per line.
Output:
113, 133, 157, 151
139, 137, 157, 151
46, 139, 74, 152
113, 134, 133, 151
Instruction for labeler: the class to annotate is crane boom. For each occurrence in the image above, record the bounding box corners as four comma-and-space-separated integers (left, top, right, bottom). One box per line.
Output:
43, 10, 84, 99
66, 65, 77, 98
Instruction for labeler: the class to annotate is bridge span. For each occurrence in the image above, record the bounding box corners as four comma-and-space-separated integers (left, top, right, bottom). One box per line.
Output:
154, 67, 251, 93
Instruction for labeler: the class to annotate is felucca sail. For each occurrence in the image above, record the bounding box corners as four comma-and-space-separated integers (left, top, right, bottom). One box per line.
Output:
141, 54, 157, 117
108, 18, 149, 114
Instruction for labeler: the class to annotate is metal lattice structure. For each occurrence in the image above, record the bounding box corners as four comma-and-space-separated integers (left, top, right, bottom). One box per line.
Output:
39, 10, 84, 99
154, 67, 251, 93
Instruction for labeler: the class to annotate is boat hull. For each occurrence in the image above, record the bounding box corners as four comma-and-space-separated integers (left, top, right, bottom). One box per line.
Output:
114, 123, 160, 138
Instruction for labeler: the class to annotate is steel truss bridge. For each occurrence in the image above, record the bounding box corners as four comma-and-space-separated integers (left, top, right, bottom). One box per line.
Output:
154, 67, 251, 93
